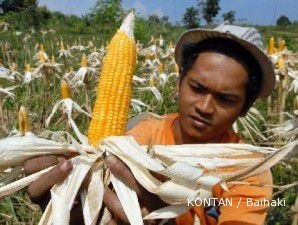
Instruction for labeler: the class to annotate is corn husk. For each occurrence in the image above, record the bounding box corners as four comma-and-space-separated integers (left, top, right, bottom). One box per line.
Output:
0, 133, 76, 168
0, 131, 297, 224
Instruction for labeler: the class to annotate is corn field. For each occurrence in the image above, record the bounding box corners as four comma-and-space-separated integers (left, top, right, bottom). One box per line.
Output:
0, 17, 297, 225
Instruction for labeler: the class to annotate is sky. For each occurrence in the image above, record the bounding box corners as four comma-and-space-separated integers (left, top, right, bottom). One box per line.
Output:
38, 0, 298, 25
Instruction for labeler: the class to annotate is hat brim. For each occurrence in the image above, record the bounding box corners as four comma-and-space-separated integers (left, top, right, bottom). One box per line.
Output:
175, 29, 275, 98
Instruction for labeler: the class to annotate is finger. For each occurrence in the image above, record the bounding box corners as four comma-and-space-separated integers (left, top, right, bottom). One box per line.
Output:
107, 218, 117, 225
103, 187, 129, 223
79, 171, 91, 192
24, 155, 62, 175
64, 151, 80, 159
141, 207, 158, 225
27, 159, 72, 199
105, 155, 167, 210
105, 155, 143, 195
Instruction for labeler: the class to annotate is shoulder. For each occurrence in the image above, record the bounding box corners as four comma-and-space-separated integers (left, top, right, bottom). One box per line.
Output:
125, 113, 178, 145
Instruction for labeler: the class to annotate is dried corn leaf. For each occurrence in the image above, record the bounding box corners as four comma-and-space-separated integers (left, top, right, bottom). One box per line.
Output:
81, 161, 104, 225
0, 135, 75, 167
144, 204, 191, 220
0, 166, 53, 197
111, 174, 143, 225
225, 140, 298, 181
50, 155, 97, 225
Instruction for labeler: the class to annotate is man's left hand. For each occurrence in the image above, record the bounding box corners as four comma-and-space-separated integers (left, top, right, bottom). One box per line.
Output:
104, 155, 176, 225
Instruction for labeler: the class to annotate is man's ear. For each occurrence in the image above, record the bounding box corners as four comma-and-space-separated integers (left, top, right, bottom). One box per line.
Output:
175, 78, 181, 99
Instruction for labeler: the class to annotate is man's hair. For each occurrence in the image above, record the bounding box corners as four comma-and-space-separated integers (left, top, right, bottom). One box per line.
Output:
179, 37, 262, 114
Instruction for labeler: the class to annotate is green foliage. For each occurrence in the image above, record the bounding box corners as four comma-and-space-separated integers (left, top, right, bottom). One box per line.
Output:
0, 0, 37, 13
222, 10, 236, 24
276, 15, 291, 26
267, 159, 298, 225
182, 7, 200, 29
89, 0, 123, 36
0, 2, 51, 30
201, 0, 221, 24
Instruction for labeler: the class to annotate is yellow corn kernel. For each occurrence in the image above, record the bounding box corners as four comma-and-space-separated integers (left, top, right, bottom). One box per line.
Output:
60, 41, 65, 50
278, 56, 284, 70
18, 106, 28, 136
61, 80, 71, 99
88, 12, 136, 147
40, 44, 45, 52
25, 64, 32, 72
267, 37, 275, 55
149, 77, 155, 87
278, 40, 285, 52
157, 63, 164, 73
39, 52, 46, 63
81, 54, 88, 67
51, 55, 56, 64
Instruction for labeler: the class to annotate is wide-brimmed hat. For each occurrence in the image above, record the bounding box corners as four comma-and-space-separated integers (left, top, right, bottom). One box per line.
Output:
175, 23, 275, 98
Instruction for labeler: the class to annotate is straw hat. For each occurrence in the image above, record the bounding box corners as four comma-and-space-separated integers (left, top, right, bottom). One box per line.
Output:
175, 23, 275, 98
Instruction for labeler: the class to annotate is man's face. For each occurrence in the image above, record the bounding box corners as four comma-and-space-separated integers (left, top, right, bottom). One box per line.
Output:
177, 51, 248, 143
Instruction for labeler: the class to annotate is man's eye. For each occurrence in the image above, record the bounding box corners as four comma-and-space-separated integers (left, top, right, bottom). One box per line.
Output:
190, 84, 204, 93
218, 96, 235, 104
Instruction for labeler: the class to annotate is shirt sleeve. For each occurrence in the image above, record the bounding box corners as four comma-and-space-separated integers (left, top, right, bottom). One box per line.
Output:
217, 169, 273, 225
125, 119, 153, 145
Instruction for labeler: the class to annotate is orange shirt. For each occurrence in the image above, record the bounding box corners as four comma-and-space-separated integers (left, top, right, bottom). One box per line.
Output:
126, 113, 273, 225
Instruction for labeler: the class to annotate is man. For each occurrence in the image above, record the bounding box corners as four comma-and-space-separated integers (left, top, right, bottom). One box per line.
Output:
25, 24, 275, 225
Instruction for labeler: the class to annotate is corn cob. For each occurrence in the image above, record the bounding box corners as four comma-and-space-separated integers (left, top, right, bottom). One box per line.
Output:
268, 37, 275, 55
149, 77, 155, 87
25, 63, 32, 72
40, 44, 45, 52
157, 63, 164, 73
39, 52, 46, 63
278, 39, 285, 52
278, 56, 284, 70
61, 80, 71, 99
51, 55, 56, 64
81, 54, 88, 67
60, 41, 65, 50
18, 106, 28, 136
88, 12, 136, 146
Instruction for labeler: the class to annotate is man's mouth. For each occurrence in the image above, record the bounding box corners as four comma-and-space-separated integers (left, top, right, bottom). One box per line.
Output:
189, 114, 212, 128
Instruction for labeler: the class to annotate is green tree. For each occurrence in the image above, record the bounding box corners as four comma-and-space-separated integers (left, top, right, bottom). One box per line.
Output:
148, 14, 160, 23
90, 0, 123, 34
222, 10, 236, 24
201, 0, 221, 24
0, 0, 51, 29
276, 15, 291, 26
182, 7, 199, 29
0, 0, 37, 13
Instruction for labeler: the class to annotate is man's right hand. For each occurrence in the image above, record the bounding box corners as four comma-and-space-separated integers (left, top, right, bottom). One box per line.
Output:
24, 155, 72, 206
24, 155, 89, 225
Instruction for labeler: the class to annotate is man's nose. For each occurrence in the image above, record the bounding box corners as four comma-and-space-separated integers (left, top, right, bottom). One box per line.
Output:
195, 94, 214, 116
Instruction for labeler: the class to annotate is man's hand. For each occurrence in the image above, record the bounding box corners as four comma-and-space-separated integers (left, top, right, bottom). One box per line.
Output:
24, 155, 88, 225
104, 155, 176, 225
24, 155, 72, 202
